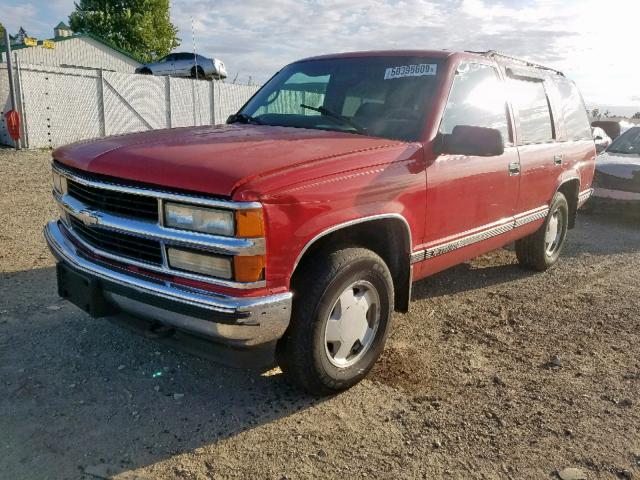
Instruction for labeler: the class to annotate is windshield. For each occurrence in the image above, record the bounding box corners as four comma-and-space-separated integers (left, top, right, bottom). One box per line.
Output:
238, 56, 443, 142
607, 127, 640, 155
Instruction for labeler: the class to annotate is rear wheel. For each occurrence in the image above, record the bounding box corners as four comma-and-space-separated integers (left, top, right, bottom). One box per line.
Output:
277, 247, 394, 396
190, 66, 205, 79
516, 192, 569, 271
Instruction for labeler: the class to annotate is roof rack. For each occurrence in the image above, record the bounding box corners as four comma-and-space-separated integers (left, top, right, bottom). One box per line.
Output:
465, 50, 565, 76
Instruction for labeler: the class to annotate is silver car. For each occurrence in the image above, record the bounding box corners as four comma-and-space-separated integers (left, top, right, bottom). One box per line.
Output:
136, 52, 227, 80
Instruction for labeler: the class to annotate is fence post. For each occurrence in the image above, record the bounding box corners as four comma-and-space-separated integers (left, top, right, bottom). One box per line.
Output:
97, 69, 106, 136
15, 56, 28, 149
166, 76, 172, 128
210, 79, 216, 125
4, 30, 20, 149
191, 78, 197, 126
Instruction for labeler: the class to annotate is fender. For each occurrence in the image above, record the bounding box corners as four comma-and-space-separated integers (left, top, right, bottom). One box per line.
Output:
291, 213, 414, 313
292, 213, 413, 272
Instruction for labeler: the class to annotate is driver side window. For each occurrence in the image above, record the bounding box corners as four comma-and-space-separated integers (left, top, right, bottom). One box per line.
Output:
440, 63, 511, 144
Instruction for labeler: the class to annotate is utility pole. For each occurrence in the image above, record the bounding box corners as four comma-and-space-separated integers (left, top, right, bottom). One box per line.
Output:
191, 17, 198, 81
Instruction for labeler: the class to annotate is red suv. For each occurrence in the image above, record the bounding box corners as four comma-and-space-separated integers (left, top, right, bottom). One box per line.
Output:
45, 50, 596, 395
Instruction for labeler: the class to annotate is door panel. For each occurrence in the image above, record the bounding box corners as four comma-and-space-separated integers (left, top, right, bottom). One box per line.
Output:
508, 76, 559, 212
425, 62, 520, 249
426, 147, 520, 242
515, 143, 561, 212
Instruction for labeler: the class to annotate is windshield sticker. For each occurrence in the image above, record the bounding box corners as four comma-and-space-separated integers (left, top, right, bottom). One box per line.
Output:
384, 64, 437, 80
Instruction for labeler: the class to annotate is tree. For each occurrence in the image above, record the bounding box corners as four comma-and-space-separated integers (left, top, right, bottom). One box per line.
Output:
69, 0, 180, 63
632, 112, 640, 120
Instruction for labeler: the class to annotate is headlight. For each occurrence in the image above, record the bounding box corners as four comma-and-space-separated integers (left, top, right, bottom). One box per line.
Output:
164, 202, 235, 236
52, 170, 67, 194
167, 247, 233, 279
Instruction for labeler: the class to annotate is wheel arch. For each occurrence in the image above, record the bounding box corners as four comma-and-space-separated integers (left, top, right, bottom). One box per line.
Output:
291, 214, 413, 313
555, 176, 580, 229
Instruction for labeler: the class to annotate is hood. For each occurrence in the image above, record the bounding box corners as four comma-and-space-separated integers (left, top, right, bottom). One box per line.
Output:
53, 124, 402, 198
596, 151, 640, 179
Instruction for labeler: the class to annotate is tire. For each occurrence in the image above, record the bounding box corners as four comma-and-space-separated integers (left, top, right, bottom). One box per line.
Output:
516, 191, 569, 271
190, 66, 205, 79
277, 247, 394, 396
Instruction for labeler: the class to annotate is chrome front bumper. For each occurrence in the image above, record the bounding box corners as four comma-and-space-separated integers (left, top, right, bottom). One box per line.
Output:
44, 220, 292, 347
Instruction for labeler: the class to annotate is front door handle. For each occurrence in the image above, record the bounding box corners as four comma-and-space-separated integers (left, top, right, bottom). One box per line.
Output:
554, 154, 563, 165
508, 162, 521, 176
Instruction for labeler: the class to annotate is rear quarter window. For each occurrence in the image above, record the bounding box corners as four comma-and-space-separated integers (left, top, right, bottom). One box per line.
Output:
554, 78, 592, 141
509, 78, 554, 144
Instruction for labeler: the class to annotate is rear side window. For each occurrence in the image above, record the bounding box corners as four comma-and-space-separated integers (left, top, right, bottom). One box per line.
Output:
555, 78, 592, 141
509, 78, 554, 144
440, 63, 511, 143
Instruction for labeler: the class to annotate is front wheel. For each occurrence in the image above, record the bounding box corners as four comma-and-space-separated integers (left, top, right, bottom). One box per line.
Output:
516, 191, 569, 271
277, 247, 394, 396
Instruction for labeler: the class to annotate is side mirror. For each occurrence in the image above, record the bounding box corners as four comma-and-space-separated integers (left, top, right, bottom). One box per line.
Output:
437, 125, 505, 157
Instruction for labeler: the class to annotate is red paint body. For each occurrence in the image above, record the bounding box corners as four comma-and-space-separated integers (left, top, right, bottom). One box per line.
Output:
53, 51, 596, 299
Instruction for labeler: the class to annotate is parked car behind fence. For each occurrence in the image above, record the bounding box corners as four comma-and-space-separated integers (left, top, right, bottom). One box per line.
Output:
136, 52, 227, 80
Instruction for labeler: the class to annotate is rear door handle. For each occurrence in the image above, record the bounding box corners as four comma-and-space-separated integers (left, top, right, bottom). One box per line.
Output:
554, 154, 563, 165
508, 162, 521, 176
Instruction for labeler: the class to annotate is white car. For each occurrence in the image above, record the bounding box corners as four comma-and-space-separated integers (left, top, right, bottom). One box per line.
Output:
136, 53, 227, 80
592, 126, 612, 153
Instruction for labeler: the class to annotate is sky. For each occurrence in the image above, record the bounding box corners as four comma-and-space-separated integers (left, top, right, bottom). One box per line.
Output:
2, 0, 639, 113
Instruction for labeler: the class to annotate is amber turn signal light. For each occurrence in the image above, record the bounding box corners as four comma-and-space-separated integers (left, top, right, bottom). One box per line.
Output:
234, 255, 265, 283
235, 209, 264, 238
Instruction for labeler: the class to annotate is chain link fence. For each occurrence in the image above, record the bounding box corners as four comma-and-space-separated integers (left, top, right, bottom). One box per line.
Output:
0, 64, 260, 149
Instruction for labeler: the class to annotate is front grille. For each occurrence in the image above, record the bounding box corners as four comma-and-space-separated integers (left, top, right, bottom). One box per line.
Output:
67, 179, 159, 221
69, 217, 163, 265
594, 170, 640, 194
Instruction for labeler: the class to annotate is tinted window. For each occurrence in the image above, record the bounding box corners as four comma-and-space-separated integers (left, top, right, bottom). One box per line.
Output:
241, 56, 442, 142
440, 63, 510, 143
555, 78, 591, 141
174, 53, 193, 60
509, 78, 554, 143
607, 127, 640, 155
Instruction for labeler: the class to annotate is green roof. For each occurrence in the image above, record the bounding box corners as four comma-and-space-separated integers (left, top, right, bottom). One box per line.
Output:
55, 22, 70, 30
0, 32, 143, 64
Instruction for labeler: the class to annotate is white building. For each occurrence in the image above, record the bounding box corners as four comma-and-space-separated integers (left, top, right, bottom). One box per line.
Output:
1, 23, 141, 72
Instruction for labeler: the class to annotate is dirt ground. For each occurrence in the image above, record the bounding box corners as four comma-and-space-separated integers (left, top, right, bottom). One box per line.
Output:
1, 148, 639, 480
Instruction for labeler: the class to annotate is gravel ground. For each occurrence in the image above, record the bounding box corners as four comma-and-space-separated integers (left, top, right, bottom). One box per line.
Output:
1, 147, 639, 480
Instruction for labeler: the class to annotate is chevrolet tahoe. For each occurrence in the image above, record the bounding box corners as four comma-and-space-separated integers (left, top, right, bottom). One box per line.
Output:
44, 50, 596, 395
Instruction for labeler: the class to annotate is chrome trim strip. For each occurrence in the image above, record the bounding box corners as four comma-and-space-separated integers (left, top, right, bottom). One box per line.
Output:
578, 188, 594, 206
292, 213, 413, 272
423, 220, 514, 260
54, 191, 265, 256
53, 162, 262, 210
45, 220, 290, 314
411, 205, 550, 263
513, 206, 550, 228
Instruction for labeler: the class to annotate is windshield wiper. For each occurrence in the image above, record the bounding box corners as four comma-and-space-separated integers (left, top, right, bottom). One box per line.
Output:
300, 104, 367, 135
228, 112, 263, 125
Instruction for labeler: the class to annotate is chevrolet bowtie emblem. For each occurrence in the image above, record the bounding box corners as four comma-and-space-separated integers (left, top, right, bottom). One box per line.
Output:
76, 209, 100, 226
